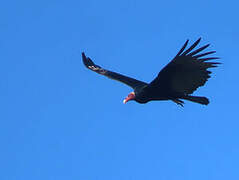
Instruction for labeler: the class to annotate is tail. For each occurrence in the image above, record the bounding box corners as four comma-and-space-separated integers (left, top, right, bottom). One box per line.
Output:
182, 95, 209, 105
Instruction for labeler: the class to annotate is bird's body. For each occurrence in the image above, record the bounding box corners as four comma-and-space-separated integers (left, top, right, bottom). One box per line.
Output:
82, 38, 220, 106
134, 85, 168, 103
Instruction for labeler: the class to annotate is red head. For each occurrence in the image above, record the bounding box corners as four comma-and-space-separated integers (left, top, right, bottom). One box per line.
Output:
123, 92, 136, 104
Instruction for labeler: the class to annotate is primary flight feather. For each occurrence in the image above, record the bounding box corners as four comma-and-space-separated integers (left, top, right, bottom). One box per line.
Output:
82, 38, 220, 106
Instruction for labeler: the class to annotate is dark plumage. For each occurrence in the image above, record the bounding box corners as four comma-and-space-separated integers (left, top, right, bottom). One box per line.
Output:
82, 38, 220, 106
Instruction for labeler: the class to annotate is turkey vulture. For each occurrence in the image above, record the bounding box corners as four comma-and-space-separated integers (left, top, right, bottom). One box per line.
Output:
82, 38, 220, 106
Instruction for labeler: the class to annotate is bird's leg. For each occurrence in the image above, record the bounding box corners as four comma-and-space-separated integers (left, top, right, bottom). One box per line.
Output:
172, 99, 184, 107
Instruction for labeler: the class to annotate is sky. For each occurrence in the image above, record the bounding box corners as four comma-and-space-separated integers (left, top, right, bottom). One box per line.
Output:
1, 0, 238, 179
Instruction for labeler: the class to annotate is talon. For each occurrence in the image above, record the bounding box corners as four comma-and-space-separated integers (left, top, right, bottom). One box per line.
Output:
172, 99, 184, 107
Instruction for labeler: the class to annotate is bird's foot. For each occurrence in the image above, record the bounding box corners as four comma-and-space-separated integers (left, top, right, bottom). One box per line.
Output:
172, 99, 184, 107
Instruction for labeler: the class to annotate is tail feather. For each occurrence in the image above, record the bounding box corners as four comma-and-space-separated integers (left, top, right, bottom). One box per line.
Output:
182, 95, 209, 105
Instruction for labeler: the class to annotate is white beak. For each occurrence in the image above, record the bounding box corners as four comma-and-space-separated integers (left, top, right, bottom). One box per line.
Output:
123, 99, 127, 104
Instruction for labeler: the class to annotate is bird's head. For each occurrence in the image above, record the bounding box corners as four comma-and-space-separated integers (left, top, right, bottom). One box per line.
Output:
123, 92, 136, 104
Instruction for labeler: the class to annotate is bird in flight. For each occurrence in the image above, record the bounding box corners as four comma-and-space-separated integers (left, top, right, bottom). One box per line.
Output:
82, 38, 220, 106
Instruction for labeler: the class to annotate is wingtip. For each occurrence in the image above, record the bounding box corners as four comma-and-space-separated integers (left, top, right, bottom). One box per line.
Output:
181, 37, 202, 56
195, 37, 202, 44
205, 43, 210, 48
82, 52, 89, 68
82, 52, 86, 59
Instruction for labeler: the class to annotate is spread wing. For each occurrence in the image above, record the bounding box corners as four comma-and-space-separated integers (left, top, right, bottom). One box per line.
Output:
149, 38, 220, 94
82, 53, 148, 90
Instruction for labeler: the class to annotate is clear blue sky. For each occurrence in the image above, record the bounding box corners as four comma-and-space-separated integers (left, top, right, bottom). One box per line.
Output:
1, 0, 238, 180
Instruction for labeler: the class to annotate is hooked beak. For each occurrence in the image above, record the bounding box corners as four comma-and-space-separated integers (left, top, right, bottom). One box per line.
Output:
123, 99, 128, 104
123, 92, 135, 104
